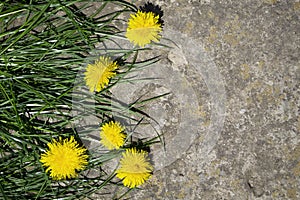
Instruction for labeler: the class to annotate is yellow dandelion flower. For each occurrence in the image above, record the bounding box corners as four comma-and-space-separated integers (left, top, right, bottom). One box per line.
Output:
116, 148, 153, 188
100, 121, 126, 150
40, 136, 88, 180
126, 10, 162, 47
84, 56, 118, 92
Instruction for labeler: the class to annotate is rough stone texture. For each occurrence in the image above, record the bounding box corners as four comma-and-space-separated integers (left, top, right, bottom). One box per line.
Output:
87, 0, 299, 199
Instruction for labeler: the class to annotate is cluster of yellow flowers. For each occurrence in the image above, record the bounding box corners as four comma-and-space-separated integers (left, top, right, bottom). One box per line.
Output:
40, 2, 164, 189
40, 127, 153, 188
84, 2, 164, 93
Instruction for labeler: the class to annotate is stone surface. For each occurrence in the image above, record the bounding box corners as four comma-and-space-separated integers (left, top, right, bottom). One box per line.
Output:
86, 0, 299, 199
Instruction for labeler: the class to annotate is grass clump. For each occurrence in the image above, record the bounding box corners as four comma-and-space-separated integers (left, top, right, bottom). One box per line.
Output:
0, 0, 165, 199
